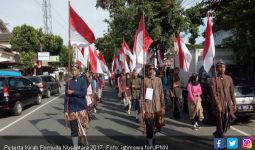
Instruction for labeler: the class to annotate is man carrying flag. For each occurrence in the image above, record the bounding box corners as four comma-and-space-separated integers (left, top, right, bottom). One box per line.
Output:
65, 2, 95, 147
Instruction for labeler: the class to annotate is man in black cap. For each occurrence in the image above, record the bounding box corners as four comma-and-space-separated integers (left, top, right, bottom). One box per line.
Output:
211, 59, 236, 138
64, 64, 88, 147
140, 63, 165, 146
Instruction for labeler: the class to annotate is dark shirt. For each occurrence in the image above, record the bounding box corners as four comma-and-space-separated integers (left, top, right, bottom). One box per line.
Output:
64, 77, 87, 113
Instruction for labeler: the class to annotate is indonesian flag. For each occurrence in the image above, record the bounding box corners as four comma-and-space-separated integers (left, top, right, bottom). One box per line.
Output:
177, 33, 192, 72
157, 45, 164, 65
122, 40, 133, 60
99, 53, 110, 74
76, 46, 85, 68
134, 14, 153, 65
122, 40, 135, 71
111, 54, 120, 74
119, 47, 130, 73
111, 54, 117, 74
69, 4, 95, 46
88, 47, 103, 74
203, 15, 215, 73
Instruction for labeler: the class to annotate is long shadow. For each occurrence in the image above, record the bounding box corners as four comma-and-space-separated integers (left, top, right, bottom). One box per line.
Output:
41, 129, 72, 146
164, 119, 192, 128
159, 126, 213, 149
51, 106, 64, 112
89, 126, 146, 145
0, 135, 72, 147
92, 126, 213, 150
99, 108, 132, 122
29, 118, 72, 146
104, 117, 140, 130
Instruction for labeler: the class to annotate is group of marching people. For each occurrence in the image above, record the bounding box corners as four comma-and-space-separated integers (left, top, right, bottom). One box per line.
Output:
111, 60, 236, 146
112, 69, 142, 120
64, 59, 237, 148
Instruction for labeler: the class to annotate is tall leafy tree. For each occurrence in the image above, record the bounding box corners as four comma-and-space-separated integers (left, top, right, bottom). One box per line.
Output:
10, 24, 68, 68
185, 4, 204, 49
10, 24, 40, 53
42, 34, 63, 55
201, 0, 255, 64
95, 0, 189, 64
59, 45, 68, 67
19, 51, 36, 70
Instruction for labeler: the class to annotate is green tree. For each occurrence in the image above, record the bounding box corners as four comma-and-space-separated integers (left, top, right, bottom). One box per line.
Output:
201, 0, 255, 64
59, 45, 68, 67
185, 4, 204, 49
95, 0, 189, 64
42, 34, 63, 55
10, 24, 40, 53
19, 51, 36, 70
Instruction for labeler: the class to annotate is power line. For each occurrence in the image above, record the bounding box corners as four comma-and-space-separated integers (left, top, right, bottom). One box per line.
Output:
51, 5, 68, 25
33, 0, 67, 33
183, 0, 197, 8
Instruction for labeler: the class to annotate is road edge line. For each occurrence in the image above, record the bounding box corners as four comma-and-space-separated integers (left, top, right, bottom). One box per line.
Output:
230, 126, 251, 137
0, 93, 64, 133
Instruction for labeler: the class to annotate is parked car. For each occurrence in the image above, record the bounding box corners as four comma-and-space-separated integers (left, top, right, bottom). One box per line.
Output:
199, 64, 255, 124
0, 76, 42, 115
26, 75, 61, 98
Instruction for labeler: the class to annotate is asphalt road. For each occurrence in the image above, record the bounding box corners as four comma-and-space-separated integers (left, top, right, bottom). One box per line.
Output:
0, 84, 254, 149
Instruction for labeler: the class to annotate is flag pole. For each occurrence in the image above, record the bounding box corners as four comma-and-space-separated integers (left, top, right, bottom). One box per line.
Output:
142, 11, 146, 135
65, 0, 71, 130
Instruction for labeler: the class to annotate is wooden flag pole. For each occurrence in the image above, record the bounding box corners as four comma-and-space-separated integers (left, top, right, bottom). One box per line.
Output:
65, 0, 71, 130
142, 11, 147, 135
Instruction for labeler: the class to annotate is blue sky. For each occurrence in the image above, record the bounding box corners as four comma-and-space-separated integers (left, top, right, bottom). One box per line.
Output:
0, 0, 204, 46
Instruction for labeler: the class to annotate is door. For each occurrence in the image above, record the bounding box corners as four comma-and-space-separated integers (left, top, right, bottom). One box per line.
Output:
9, 78, 26, 106
15, 78, 35, 105
49, 76, 58, 93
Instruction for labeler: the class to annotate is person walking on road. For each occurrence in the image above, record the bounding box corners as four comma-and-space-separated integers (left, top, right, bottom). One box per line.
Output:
119, 71, 126, 104
96, 74, 104, 103
92, 74, 98, 113
64, 64, 89, 147
211, 60, 237, 138
170, 67, 183, 120
140, 64, 165, 147
187, 73, 204, 130
131, 70, 142, 121
125, 72, 132, 115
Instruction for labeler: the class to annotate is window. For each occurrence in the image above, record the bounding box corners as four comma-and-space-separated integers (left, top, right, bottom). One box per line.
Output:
15, 78, 32, 88
8, 78, 16, 88
50, 76, 56, 82
0, 78, 6, 89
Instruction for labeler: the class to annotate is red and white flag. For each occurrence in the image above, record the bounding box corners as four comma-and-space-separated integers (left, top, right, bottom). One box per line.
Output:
122, 40, 133, 60
134, 14, 153, 65
76, 46, 85, 68
99, 53, 110, 74
177, 33, 192, 72
157, 45, 164, 66
119, 47, 130, 73
122, 40, 135, 71
88, 47, 103, 74
203, 15, 215, 73
111, 54, 120, 74
69, 4, 95, 46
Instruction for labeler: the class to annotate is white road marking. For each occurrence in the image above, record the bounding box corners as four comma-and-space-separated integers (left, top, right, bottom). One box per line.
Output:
0, 93, 64, 133
230, 126, 251, 137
